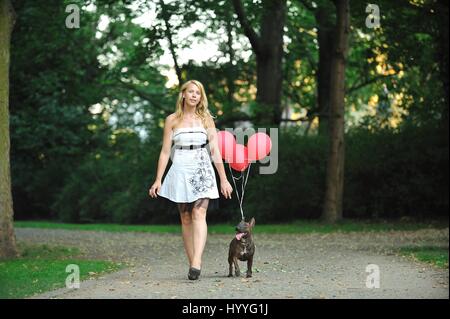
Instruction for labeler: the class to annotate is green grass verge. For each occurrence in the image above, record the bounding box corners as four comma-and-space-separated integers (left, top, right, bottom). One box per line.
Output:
398, 246, 449, 269
0, 243, 123, 299
15, 219, 447, 234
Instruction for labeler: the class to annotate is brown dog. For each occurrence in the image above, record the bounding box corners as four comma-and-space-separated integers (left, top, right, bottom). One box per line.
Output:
228, 217, 255, 278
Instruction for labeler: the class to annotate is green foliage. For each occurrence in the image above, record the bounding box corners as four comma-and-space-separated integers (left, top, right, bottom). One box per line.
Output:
344, 122, 449, 219
10, 0, 112, 218
243, 123, 448, 222
349, 0, 447, 128
243, 127, 328, 221
51, 130, 168, 223
398, 246, 449, 269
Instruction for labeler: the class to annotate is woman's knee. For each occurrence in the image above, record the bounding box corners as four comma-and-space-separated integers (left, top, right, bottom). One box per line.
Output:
179, 211, 193, 225
191, 208, 206, 221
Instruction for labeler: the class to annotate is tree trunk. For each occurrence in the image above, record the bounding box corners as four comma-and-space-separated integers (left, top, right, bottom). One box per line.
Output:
322, 0, 349, 223
159, 0, 183, 87
232, 0, 286, 125
225, 11, 236, 103
0, 0, 19, 259
315, 5, 334, 136
436, 1, 449, 136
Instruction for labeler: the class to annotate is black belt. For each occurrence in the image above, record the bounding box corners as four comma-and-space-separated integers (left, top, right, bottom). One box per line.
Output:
175, 143, 207, 150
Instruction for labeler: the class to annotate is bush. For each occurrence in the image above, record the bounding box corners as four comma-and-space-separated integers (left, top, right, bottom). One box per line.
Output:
241, 123, 448, 222
29, 123, 450, 223
51, 131, 170, 223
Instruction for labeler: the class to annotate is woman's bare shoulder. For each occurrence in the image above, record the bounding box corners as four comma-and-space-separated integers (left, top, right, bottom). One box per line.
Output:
165, 113, 178, 128
205, 115, 216, 129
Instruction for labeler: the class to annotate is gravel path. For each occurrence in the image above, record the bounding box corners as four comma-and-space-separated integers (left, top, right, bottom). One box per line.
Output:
15, 227, 449, 299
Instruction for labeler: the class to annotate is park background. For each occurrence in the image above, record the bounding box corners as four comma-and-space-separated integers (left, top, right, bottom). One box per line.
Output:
4, 0, 448, 224
0, 0, 448, 299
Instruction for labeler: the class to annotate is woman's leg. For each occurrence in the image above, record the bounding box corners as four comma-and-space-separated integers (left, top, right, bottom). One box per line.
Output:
190, 198, 209, 269
178, 203, 194, 266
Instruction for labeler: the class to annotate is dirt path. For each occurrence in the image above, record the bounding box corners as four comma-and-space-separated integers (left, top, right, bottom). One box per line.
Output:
15, 227, 449, 299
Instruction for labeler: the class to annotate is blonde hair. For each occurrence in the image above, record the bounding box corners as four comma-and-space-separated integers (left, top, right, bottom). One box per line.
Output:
174, 80, 215, 128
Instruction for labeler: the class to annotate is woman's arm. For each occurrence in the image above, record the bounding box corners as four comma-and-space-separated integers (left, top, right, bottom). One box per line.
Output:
149, 114, 174, 198
206, 117, 233, 199
206, 119, 227, 182
155, 115, 174, 181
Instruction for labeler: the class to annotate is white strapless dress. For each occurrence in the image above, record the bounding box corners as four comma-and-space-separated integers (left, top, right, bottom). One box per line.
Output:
158, 127, 220, 203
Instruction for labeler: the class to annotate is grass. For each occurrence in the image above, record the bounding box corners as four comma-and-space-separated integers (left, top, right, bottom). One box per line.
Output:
398, 246, 449, 269
14, 219, 448, 234
0, 243, 123, 299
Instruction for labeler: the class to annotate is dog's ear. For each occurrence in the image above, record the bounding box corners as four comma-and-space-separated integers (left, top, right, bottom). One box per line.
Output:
249, 217, 255, 228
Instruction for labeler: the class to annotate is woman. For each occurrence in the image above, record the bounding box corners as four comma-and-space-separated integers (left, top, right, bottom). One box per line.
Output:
148, 80, 233, 280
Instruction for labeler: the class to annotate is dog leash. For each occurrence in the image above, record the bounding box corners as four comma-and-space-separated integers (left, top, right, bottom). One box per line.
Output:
227, 162, 252, 221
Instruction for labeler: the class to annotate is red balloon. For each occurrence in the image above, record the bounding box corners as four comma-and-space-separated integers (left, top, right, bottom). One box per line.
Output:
230, 144, 249, 172
247, 132, 272, 161
230, 161, 249, 172
217, 130, 236, 162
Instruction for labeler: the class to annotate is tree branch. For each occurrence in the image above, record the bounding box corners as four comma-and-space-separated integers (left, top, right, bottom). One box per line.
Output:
346, 73, 396, 94
280, 117, 310, 122
297, 0, 315, 12
158, 0, 182, 87
117, 80, 172, 114
231, 0, 262, 56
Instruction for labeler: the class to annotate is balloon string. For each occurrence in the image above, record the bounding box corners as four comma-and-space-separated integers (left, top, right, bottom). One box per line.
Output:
241, 162, 251, 206
227, 164, 243, 220
238, 163, 251, 220
227, 163, 251, 220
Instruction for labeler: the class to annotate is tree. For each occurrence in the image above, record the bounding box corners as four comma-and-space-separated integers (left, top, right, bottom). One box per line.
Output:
351, 0, 448, 130
314, 3, 334, 136
322, 0, 350, 223
9, 0, 111, 219
0, 0, 18, 259
433, 1, 448, 135
297, 0, 335, 135
232, 0, 287, 125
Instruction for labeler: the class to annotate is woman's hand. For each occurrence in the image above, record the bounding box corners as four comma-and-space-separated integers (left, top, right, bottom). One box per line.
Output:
148, 180, 161, 198
220, 180, 233, 199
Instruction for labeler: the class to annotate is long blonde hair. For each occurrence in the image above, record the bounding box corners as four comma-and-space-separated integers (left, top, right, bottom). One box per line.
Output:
174, 80, 215, 128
